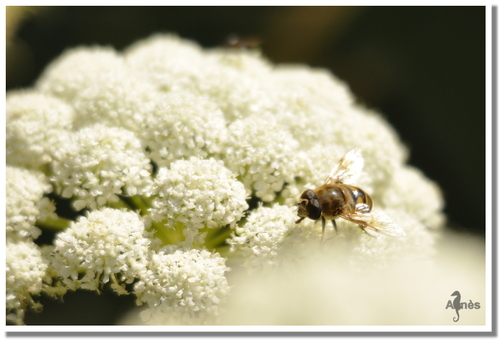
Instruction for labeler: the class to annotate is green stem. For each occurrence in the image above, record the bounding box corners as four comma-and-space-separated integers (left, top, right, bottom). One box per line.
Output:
205, 227, 233, 250
129, 195, 150, 216
108, 199, 131, 210
138, 195, 154, 209
120, 196, 135, 209
36, 216, 72, 231
150, 220, 178, 245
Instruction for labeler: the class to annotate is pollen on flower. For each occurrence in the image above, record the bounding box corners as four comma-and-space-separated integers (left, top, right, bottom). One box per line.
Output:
51, 124, 153, 210
150, 157, 248, 245
51, 208, 157, 292
134, 245, 230, 325
7, 166, 53, 240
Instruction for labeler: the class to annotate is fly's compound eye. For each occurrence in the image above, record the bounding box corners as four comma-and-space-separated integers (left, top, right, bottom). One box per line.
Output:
307, 197, 321, 220
300, 189, 321, 220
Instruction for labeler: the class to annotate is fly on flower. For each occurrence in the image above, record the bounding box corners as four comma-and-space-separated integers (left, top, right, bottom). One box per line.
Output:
295, 148, 405, 246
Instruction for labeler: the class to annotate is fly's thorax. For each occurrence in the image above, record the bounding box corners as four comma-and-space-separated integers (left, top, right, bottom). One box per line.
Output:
313, 184, 345, 219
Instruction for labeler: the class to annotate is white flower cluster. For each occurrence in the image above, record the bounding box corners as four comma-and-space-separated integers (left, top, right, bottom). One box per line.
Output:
134, 246, 230, 325
6, 239, 47, 324
382, 165, 445, 229
51, 124, 153, 211
6, 90, 74, 169
142, 92, 227, 167
6, 166, 54, 240
228, 204, 316, 274
52, 208, 156, 292
36, 47, 156, 133
6, 33, 445, 325
224, 116, 299, 202
151, 157, 248, 245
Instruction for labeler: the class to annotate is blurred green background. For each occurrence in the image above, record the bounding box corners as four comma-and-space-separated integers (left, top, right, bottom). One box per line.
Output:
6, 6, 486, 324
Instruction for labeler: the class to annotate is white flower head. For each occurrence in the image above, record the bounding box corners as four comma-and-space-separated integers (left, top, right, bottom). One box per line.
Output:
7, 166, 53, 240
125, 34, 208, 93
39, 245, 69, 298
6, 90, 74, 169
134, 245, 231, 325
52, 208, 157, 292
199, 49, 275, 122
224, 115, 299, 202
151, 157, 248, 245
228, 204, 317, 274
382, 165, 445, 229
125, 34, 276, 122
71, 67, 157, 133
142, 92, 228, 167
36, 46, 123, 103
271, 65, 356, 117
6, 239, 47, 325
52, 124, 153, 211
336, 108, 407, 198
36, 46, 156, 133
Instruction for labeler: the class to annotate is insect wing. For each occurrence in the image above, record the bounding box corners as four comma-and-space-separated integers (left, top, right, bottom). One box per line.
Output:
340, 209, 406, 238
324, 148, 364, 185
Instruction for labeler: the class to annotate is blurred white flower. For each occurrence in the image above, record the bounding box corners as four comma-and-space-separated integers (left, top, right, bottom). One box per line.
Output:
222, 229, 485, 326
151, 157, 248, 245
6, 239, 47, 325
134, 245, 230, 325
382, 165, 445, 229
6, 166, 54, 240
51, 124, 153, 211
52, 208, 157, 292
6, 90, 74, 170
228, 204, 316, 274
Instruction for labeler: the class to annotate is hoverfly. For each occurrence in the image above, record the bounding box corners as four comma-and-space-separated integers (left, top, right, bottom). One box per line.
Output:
295, 148, 405, 246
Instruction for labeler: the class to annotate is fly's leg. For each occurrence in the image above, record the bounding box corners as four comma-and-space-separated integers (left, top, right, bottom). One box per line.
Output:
325, 220, 339, 242
332, 219, 338, 234
320, 216, 326, 249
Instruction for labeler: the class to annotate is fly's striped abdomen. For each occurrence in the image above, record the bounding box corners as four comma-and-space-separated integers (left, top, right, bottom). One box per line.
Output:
341, 184, 373, 212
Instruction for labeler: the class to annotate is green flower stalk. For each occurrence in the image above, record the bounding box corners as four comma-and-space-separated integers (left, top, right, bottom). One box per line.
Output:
6, 34, 446, 326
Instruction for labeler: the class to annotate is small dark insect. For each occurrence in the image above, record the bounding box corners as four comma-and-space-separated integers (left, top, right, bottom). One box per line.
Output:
223, 34, 262, 50
295, 148, 405, 247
